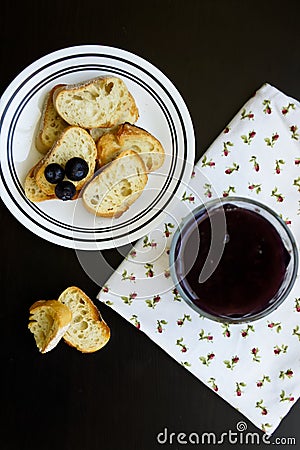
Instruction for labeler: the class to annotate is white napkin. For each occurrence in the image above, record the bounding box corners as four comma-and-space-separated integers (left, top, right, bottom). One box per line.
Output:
97, 83, 300, 434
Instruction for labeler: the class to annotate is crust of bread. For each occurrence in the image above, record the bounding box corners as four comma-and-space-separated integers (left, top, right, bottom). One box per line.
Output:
97, 123, 165, 172
58, 286, 110, 353
82, 149, 148, 218
24, 164, 56, 202
28, 300, 72, 353
34, 126, 97, 196
53, 76, 139, 129
35, 84, 68, 154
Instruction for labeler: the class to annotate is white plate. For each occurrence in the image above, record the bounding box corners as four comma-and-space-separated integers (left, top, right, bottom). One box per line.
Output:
0, 45, 195, 250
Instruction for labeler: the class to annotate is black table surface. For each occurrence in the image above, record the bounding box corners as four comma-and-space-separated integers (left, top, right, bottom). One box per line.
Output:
1, 1, 300, 449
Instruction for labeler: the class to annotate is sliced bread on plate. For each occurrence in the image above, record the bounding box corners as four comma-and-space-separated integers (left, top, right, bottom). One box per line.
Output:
53, 76, 139, 129
34, 126, 97, 196
35, 84, 68, 154
97, 123, 165, 172
82, 149, 148, 218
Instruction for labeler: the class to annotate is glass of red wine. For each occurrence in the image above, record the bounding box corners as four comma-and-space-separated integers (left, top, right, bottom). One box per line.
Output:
169, 197, 298, 323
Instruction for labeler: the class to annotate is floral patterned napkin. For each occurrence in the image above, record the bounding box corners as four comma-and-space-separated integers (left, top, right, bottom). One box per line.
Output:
97, 83, 300, 434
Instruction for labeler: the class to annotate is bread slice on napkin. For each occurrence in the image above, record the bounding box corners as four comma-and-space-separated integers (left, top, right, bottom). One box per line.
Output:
34, 126, 97, 196
82, 149, 148, 218
97, 122, 165, 172
28, 300, 72, 353
53, 76, 139, 129
58, 286, 110, 353
35, 84, 68, 154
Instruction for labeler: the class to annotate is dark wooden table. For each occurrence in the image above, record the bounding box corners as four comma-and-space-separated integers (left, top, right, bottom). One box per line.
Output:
1, 1, 300, 449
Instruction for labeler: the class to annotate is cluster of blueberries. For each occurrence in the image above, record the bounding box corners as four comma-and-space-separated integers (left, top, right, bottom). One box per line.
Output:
44, 157, 89, 200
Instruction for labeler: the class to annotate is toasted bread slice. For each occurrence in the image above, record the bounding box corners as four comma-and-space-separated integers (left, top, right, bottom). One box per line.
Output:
97, 123, 165, 172
28, 300, 72, 353
89, 126, 117, 143
82, 149, 148, 218
35, 84, 68, 154
53, 76, 139, 129
24, 164, 56, 202
58, 286, 110, 353
34, 126, 97, 196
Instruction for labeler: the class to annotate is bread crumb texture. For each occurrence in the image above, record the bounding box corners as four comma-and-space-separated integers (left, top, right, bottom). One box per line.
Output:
82, 149, 148, 217
28, 300, 72, 353
54, 77, 139, 129
58, 286, 110, 353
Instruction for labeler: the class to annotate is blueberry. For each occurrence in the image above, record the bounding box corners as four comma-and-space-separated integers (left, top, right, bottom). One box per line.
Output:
65, 157, 89, 181
55, 181, 76, 201
44, 163, 65, 184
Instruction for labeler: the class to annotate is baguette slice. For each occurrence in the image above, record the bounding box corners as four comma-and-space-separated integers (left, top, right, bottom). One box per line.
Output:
24, 164, 56, 202
35, 84, 68, 154
58, 286, 110, 353
97, 123, 165, 172
89, 126, 117, 143
53, 76, 139, 129
34, 126, 97, 196
82, 149, 148, 218
28, 300, 72, 353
